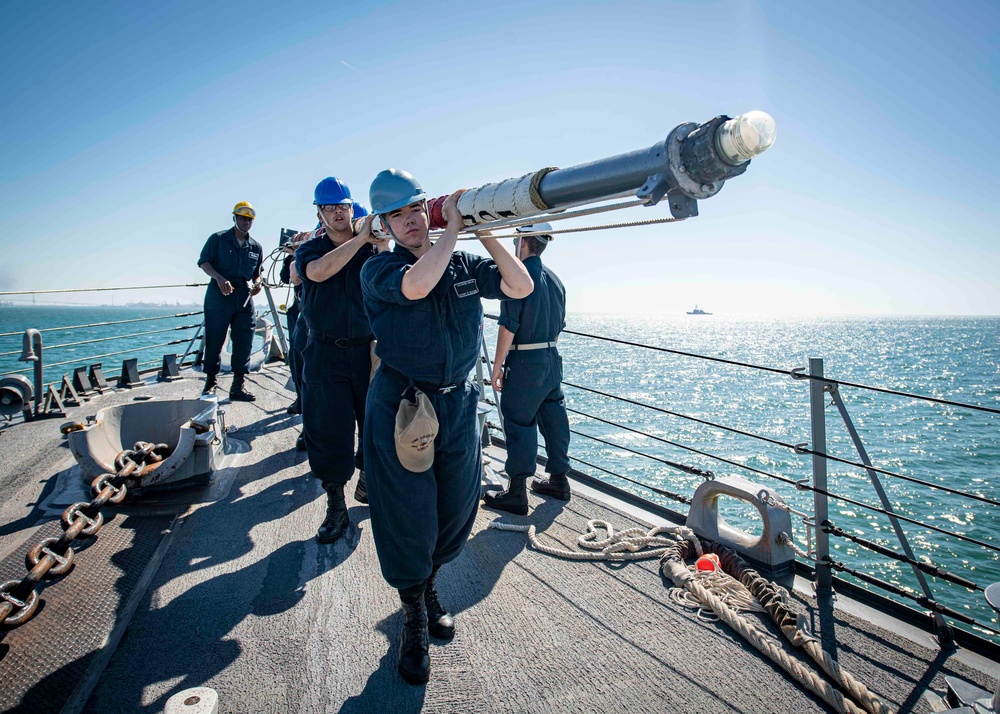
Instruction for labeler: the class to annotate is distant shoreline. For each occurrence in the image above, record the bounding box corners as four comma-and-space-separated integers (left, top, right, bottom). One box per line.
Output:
0, 303, 203, 310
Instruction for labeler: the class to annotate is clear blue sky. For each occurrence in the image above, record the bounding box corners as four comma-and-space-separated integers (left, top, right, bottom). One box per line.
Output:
1, 0, 997, 314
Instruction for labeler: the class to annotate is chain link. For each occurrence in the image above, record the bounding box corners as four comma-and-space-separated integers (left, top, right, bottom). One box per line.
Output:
0, 440, 169, 629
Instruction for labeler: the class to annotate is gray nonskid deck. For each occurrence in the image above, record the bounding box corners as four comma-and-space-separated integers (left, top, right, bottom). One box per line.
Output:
0, 365, 995, 713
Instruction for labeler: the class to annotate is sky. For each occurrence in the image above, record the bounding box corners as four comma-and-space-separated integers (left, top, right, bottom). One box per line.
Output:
1, 0, 998, 314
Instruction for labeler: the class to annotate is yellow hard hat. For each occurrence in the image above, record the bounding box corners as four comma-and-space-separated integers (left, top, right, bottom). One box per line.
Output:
233, 201, 256, 219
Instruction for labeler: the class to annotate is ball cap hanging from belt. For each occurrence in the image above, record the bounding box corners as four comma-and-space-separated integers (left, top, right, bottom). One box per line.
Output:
516, 222, 553, 242
395, 387, 439, 472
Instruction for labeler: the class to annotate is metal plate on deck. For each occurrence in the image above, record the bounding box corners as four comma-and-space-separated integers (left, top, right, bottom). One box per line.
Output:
0, 512, 174, 713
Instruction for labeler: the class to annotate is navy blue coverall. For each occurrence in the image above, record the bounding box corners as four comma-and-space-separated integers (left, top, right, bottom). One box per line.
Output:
295, 235, 376, 486
499, 255, 571, 479
361, 245, 509, 590
198, 228, 263, 377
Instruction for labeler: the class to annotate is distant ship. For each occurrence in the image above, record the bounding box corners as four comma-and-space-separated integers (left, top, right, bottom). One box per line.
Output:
687, 305, 711, 315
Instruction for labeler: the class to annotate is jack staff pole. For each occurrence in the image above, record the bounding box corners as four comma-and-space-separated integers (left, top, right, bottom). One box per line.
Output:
535, 110, 776, 218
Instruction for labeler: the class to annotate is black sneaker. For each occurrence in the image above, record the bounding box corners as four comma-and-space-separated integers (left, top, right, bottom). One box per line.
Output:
296, 435, 306, 451
202, 376, 217, 395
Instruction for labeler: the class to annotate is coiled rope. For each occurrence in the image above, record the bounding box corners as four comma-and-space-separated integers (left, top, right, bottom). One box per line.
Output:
487, 518, 695, 562
489, 518, 894, 714
661, 541, 895, 714
666, 567, 767, 622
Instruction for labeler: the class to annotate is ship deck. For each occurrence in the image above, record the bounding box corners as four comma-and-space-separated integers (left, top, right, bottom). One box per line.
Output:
0, 363, 996, 713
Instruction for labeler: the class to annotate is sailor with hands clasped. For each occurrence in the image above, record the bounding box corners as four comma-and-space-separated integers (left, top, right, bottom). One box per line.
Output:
197, 201, 264, 402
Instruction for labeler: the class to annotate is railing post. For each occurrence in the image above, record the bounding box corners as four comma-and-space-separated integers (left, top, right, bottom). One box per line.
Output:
827, 387, 954, 644
179, 322, 204, 366
261, 285, 289, 357
479, 331, 505, 442
809, 357, 836, 656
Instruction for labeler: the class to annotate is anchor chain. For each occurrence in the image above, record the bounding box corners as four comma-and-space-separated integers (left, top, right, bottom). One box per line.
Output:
0, 440, 169, 628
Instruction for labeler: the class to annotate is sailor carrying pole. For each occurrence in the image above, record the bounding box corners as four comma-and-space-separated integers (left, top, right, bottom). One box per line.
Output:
363, 110, 777, 239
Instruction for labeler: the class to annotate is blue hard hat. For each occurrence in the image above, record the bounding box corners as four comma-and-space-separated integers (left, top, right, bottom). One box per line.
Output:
314, 177, 353, 206
369, 169, 426, 215
352, 202, 369, 218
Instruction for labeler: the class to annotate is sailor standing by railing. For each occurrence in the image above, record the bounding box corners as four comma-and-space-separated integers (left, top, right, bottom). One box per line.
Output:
197, 201, 263, 401
360, 170, 533, 685
485, 223, 572, 514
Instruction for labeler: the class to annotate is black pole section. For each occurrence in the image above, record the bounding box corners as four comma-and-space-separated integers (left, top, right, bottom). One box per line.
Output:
536, 115, 754, 212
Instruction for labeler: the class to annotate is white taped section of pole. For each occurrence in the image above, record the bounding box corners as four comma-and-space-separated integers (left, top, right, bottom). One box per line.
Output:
164, 687, 219, 714
492, 175, 520, 218
457, 185, 479, 224
473, 182, 500, 222
512, 173, 537, 216
457, 171, 542, 228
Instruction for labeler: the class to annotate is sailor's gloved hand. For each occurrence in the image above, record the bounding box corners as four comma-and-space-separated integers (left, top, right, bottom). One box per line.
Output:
250, 281, 262, 296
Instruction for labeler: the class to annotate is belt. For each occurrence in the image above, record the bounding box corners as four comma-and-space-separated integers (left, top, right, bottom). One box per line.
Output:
381, 364, 462, 395
510, 340, 558, 351
309, 330, 374, 348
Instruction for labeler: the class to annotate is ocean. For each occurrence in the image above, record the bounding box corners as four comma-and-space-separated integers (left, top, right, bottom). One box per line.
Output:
2, 305, 999, 634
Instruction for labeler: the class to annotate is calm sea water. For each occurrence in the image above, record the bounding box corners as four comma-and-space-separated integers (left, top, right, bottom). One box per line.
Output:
485, 313, 1000, 635
3, 306, 999, 635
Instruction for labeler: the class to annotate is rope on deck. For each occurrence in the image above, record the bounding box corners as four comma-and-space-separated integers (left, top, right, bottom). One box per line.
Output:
662, 540, 895, 714
487, 519, 695, 561
489, 518, 893, 714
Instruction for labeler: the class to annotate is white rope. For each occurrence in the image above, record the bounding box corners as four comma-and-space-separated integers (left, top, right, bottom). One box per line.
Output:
492, 176, 520, 219
783, 534, 814, 562
457, 172, 541, 227
512, 173, 537, 216
662, 559, 874, 714
487, 519, 697, 562
473, 182, 501, 222
667, 565, 769, 622
457, 186, 481, 226
490, 518, 894, 714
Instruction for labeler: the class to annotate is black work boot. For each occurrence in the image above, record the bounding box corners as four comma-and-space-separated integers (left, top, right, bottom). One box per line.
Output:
316, 483, 349, 543
202, 375, 217, 395
531, 471, 571, 500
229, 373, 256, 402
483, 475, 529, 515
397, 588, 430, 684
354, 471, 368, 504
424, 567, 455, 640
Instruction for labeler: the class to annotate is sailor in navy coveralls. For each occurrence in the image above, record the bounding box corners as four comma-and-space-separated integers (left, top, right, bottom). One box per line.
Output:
360, 169, 532, 684
295, 178, 386, 544
197, 201, 263, 401
484, 223, 572, 515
